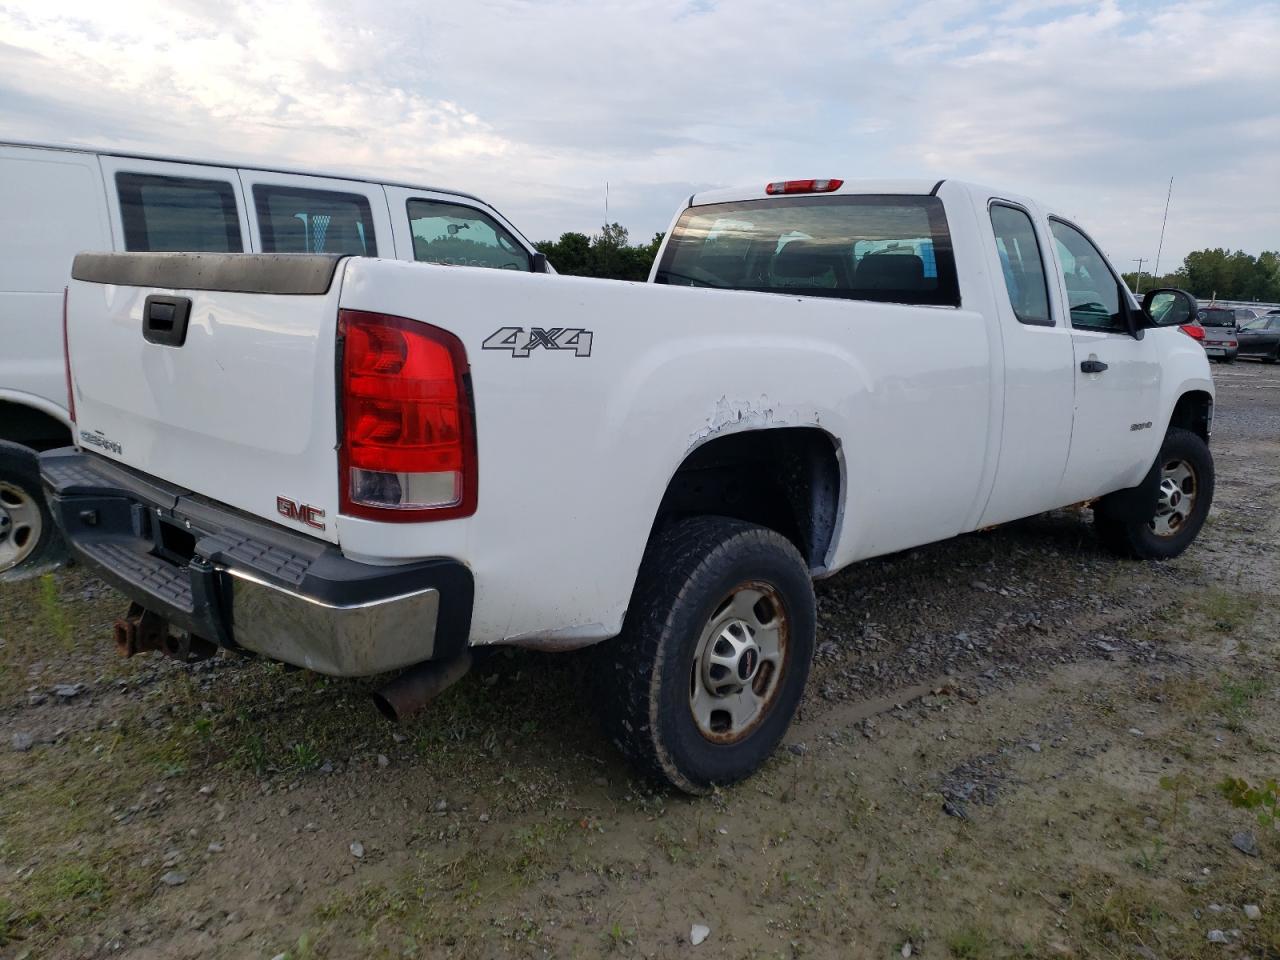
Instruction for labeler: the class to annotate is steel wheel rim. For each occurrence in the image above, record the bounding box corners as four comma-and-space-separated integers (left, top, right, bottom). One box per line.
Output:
1149, 457, 1197, 538
688, 580, 789, 744
0, 481, 42, 572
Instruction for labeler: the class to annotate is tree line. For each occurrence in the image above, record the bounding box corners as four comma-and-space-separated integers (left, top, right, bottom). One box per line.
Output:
1124, 248, 1280, 302
541, 224, 1280, 304
536, 223, 664, 282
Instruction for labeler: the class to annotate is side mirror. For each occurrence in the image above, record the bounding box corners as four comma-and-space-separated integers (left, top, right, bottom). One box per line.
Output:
530, 251, 549, 274
1141, 288, 1198, 327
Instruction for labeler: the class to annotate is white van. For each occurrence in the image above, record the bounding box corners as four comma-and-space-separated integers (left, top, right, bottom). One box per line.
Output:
0, 140, 547, 579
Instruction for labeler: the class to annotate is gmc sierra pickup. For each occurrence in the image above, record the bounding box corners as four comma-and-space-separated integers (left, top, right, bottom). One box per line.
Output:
42, 178, 1214, 793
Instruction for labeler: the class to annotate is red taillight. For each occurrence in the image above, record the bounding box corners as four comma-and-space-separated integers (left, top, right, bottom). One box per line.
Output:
765, 179, 844, 195
338, 310, 476, 521
1180, 323, 1205, 341
62, 287, 76, 424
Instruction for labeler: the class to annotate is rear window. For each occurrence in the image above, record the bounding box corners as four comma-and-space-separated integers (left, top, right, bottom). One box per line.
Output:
654, 195, 959, 307
1197, 308, 1236, 327
116, 173, 243, 253
253, 185, 377, 256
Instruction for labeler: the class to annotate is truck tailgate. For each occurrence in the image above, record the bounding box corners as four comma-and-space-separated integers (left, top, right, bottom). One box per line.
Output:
66, 253, 344, 543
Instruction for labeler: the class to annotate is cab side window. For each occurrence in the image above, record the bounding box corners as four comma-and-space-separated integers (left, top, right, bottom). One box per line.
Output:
116, 173, 243, 253
407, 200, 531, 271
989, 203, 1051, 325
1049, 220, 1125, 332
254, 186, 377, 256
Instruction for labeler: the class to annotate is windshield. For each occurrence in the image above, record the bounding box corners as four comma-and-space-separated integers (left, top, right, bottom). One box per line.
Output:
1197, 308, 1235, 327
654, 195, 959, 307
1240, 316, 1270, 331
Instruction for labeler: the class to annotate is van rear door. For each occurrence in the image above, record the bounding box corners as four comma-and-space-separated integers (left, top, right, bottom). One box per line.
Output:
239, 170, 394, 259
99, 155, 251, 254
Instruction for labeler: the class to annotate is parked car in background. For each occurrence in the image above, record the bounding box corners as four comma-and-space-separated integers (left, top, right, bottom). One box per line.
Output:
1234, 307, 1262, 324
1198, 306, 1239, 362
0, 140, 545, 579
1237, 313, 1280, 363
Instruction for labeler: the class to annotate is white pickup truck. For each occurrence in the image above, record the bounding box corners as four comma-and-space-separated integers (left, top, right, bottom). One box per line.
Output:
43, 178, 1214, 793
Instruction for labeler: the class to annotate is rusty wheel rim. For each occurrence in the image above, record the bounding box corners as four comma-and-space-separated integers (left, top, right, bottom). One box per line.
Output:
688, 580, 790, 744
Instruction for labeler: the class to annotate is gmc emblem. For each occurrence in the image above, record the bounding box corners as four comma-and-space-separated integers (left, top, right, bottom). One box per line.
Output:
277, 496, 326, 530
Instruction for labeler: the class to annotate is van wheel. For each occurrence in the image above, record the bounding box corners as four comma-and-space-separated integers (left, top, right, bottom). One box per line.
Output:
0, 441, 68, 581
598, 517, 815, 794
1094, 427, 1214, 560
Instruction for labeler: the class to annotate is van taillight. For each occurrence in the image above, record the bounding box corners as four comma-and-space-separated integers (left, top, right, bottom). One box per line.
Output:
62, 287, 76, 424
338, 310, 476, 521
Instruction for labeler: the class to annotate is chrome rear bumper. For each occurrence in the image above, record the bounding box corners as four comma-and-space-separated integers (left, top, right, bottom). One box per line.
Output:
40, 448, 473, 676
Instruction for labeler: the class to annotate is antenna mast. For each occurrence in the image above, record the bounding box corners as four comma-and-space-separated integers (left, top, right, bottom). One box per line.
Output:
1153, 177, 1174, 278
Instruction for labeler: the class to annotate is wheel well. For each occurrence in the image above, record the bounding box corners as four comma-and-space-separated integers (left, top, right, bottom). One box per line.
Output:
654, 428, 841, 569
1168, 390, 1213, 442
0, 402, 72, 452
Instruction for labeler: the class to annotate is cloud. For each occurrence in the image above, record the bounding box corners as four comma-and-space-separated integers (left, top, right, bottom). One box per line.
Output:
0, 0, 1276, 268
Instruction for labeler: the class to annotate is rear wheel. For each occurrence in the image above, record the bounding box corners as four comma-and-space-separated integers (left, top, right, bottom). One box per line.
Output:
598, 517, 815, 794
1094, 427, 1214, 560
0, 441, 68, 581
1264, 346, 1279, 364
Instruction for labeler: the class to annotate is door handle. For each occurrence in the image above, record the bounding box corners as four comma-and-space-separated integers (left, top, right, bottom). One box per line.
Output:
1080, 359, 1108, 374
142, 295, 192, 347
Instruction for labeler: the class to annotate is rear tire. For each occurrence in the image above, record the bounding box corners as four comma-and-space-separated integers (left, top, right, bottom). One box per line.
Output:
0, 441, 69, 581
597, 517, 815, 794
1264, 347, 1279, 364
1094, 427, 1214, 560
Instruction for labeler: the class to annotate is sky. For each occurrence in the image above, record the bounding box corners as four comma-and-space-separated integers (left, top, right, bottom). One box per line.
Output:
1, 0, 1277, 272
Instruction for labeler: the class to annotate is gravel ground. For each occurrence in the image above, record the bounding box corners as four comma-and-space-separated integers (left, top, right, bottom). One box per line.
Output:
1, 359, 1278, 959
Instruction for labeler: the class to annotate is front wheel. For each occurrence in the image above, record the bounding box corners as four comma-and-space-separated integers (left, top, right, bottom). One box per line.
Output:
1094, 427, 1214, 560
597, 517, 815, 794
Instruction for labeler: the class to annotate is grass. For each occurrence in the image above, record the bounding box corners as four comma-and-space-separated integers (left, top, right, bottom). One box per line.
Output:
946, 925, 995, 958
1214, 677, 1269, 732
35, 573, 73, 647
1196, 587, 1262, 634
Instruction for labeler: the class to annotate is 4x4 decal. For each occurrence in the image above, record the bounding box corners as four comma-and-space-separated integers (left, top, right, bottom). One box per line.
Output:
482, 326, 592, 357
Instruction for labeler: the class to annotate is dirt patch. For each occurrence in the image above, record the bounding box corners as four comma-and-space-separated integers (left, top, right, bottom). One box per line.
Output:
2, 362, 1279, 959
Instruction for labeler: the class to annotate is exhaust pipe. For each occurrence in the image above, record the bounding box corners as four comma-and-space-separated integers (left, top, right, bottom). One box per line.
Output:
372, 650, 472, 723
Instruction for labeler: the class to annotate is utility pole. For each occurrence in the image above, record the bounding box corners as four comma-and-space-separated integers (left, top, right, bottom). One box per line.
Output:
1132, 258, 1147, 294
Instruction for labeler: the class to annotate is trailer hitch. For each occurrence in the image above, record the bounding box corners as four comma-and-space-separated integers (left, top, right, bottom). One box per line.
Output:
112, 602, 168, 658
112, 602, 218, 662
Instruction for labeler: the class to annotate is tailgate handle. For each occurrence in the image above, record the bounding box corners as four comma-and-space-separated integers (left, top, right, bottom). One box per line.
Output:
142, 295, 192, 347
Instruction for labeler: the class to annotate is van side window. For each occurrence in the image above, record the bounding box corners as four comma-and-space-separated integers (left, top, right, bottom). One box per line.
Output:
253, 186, 377, 256
1049, 219, 1125, 333
116, 173, 243, 253
989, 203, 1051, 325
407, 200, 530, 271
653, 195, 960, 307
